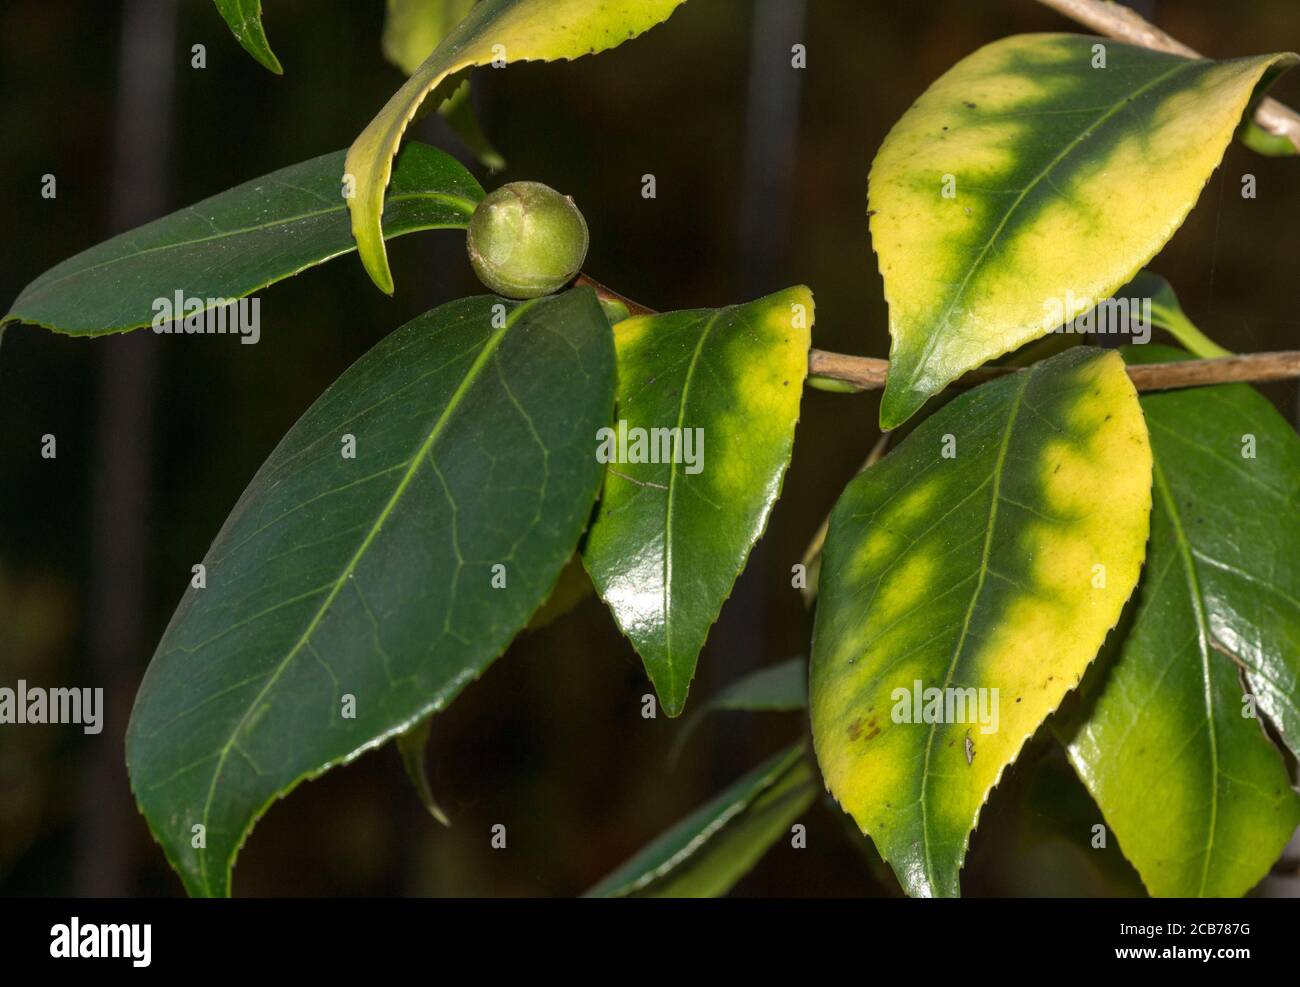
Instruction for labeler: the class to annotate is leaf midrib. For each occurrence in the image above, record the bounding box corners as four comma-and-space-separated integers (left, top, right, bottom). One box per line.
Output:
193, 296, 539, 894
901, 59, 1198, 391
917, 370, 1031, 895
660, 308, 725, 703
1153, 457, 1220, 897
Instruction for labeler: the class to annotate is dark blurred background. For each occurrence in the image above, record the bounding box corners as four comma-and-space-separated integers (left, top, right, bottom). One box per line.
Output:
1, 0, 1297, 897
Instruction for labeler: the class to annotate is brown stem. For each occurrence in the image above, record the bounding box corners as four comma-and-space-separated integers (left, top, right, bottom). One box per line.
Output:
809, 349, 1300, 393
1032, 0, 1300, 153
574, 273, 654, 317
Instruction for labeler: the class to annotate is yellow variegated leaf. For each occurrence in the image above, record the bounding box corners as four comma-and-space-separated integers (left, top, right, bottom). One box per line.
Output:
347, 0, 688, 293
582, 288, 812, 717
870, 33, 1297, 429
810, 348, 1152, 897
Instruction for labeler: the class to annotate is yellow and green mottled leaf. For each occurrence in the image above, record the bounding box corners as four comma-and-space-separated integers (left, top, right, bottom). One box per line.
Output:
582, 288, 812, 717
583, 743, 815, 898
212, 0, 282, 74
1059, 346, 1300, 898
870, 33, 1297, 429
347, 0, 689, 294
810, 348, 1152, 897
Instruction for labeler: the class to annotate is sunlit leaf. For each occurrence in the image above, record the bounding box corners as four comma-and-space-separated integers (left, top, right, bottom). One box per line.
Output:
3, 144, 481, 336
810, 348, 1151, 897
1059, 345, 1300, 897
346, 0, 689, 294
870, 33, 1296, 428
126, 289, 615, 896
582, 287, 812, 716
584, 743, 815, 897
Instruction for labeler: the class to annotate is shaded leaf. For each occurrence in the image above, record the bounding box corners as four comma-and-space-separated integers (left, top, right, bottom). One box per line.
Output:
524, 552, 593, 631
212, 0, 282, 74
382, 0, 477, 75
1059, 345, 1300, 897
582, 287, 812, 716
396, 717, 450, 826
670, 656, 808, 765
1240, 119, 1299, 157
126, 289, 615, 896
810, 348, 1152, 897
346, 0, 689, 293
1121, 271, 1229, 358
4, 143, 481, 336
870, 33, 1296, 429
584, 743, 815, 897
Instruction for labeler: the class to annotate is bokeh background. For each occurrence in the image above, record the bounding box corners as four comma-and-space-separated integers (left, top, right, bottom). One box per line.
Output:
1, 0, 1297, 897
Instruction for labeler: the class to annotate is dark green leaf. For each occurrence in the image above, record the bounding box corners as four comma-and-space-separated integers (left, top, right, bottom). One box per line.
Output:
583, 743, 815, 897
126, 289, 615, 896
3, 143, 482, 336
671, 657, 808, 764
1059, 345, 1300, 897
212, 0, 282, 74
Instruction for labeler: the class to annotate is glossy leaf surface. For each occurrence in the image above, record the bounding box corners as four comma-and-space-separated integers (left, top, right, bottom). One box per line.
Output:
583, 287, 812, 716
126, 289, 615, 896
811, 348, 1152, 897
346, 0, 688, 293
869, 33, 1296, 428
1061, 346, 1300, 897
4, 144, 481, 336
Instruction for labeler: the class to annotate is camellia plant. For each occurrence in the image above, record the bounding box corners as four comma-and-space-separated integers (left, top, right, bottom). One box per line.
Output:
5, 0, 1300, 899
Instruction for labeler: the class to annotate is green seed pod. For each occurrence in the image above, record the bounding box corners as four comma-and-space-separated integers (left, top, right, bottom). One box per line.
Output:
466, 181, 589, 300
